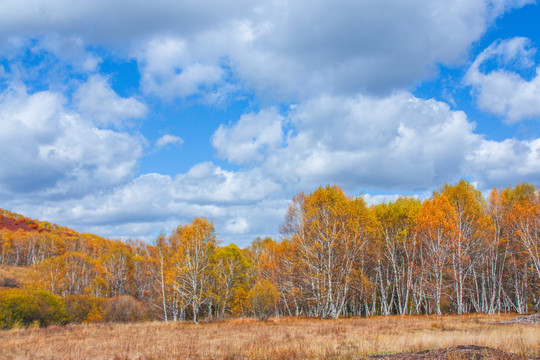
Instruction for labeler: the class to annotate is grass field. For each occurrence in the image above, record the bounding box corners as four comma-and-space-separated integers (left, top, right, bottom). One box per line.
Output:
0, 314, 538, 359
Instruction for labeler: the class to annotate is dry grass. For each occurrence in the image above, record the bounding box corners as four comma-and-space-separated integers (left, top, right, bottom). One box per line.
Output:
0, 314, 538, 359
0, 265, 32, 288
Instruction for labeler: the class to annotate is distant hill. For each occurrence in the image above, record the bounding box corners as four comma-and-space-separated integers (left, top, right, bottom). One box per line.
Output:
0, 208, 119, 268
0, 209, 78, 237
0, 209, 79, 287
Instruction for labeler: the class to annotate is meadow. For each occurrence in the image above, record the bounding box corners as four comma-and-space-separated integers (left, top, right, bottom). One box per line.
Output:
0, 314, 538, 359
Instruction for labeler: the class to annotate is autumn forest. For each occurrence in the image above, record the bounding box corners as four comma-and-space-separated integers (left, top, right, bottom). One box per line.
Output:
0, 180, 539, 328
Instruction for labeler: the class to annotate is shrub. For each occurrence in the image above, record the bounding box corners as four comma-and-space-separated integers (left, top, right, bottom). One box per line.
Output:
64, 294, 105, 323
104, 295, 148, 322
0, 288, 67, 329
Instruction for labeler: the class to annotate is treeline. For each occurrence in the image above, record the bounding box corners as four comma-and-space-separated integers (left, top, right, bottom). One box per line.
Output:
0, 180, 539, 327
277, 181, 539, 318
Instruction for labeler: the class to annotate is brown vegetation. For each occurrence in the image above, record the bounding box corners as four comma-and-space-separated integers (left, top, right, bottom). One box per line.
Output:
0, 314, 538, 360
0, 265, 32, 288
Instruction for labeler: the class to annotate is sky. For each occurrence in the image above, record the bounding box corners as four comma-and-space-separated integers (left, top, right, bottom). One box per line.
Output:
0, 0, 539, 246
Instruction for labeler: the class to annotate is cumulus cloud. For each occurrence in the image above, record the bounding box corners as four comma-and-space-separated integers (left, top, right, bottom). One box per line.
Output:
488, 0, 536, 19
7, 164, 287, 245
212, 108, 284, 164
255, 93, 480, 191
467, 137, 540, 187
74, 75, 147, 126
156, 134, 184, 148
0, 85, 142, 198
465, 37, 540, 122
174, 162, 281, 204
222, 0, 533, 98
137, 37, 227, 101
0, 0, 533, 99
214, 92, 540, 196
225, 217, 249, 234
362, 194, 416, 205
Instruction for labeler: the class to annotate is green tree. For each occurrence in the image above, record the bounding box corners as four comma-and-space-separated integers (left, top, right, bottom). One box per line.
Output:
210, 244, 251, 318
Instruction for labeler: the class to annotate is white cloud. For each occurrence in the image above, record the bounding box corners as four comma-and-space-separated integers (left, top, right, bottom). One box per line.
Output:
465, 37, 540, 122
0, 0, 533, 99
7, 164, 287, 245
212, 108, 284, 164
467, 137, 540, 186
0, 84, 142, 198
488, 0, 536, 19
137, 37, 226, 100
156, 134, 184, 148
253, 93, 480, 191
363, 194, 409, 205
222, 0, 533, 98
0, 0, 254, 42
225, 217, 249, 234
74, 75, 147, 126
174, 162, 281, 204
214, 92, 540, 196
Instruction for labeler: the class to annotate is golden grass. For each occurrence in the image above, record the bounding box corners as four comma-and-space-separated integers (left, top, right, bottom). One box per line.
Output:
0, 265, 32, 287
0, 314, 538, 359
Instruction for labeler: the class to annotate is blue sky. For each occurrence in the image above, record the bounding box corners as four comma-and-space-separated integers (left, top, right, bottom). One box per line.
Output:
0, 0, 539, 246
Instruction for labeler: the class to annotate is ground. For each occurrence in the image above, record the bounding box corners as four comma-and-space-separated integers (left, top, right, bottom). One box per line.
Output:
371, 345, 538, 359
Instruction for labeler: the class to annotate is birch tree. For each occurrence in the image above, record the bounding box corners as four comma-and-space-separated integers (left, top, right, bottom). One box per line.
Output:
281, 185, 375, 318
439, 180, 487, 314
374, 197, 421, 315
415, 195, 458, 315
171, 217, 217, 323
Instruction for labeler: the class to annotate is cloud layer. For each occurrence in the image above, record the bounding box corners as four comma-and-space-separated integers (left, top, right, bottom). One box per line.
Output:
0, 0, 533, 99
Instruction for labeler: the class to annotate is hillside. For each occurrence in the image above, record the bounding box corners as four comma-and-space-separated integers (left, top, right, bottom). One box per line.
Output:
0, 209, 94, 289
0, 208, 118, 267
0, 209, 78, 237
